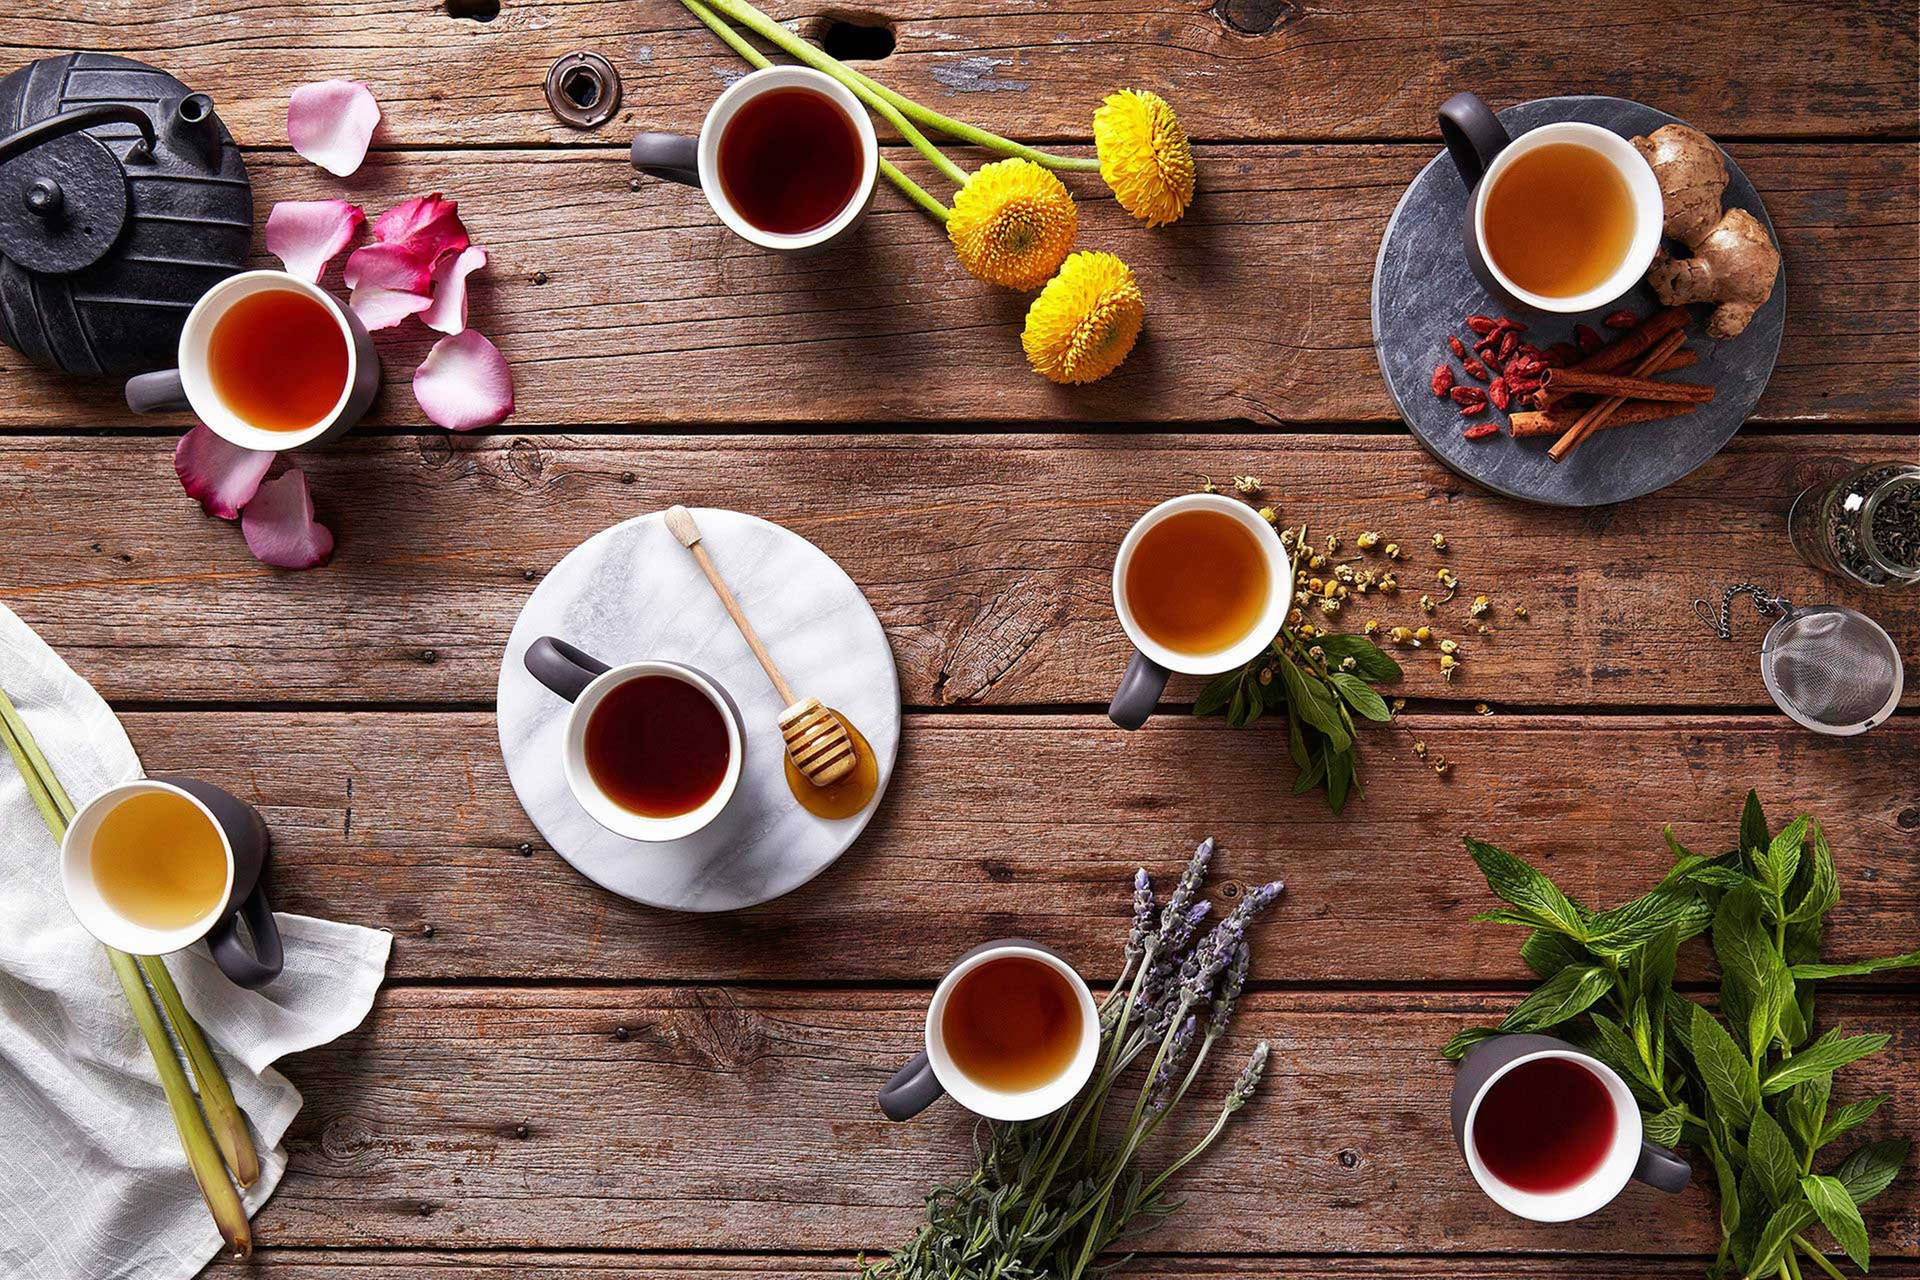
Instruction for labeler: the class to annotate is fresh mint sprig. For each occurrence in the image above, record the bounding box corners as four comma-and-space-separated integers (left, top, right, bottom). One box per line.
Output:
1444, 793, 1917, 1279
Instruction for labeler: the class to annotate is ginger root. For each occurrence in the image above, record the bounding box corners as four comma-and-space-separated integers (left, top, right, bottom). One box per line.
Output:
1631, 124, 1780, 338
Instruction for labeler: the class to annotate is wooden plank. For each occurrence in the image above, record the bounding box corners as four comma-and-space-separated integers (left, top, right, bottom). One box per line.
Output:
5, 433, 1916, 709
110, 711, 1920, 984
254, 987, 1920, 1254
0, 145, 1911, 427
6, 1, 1914, 145
232, 1252, 1920, 1278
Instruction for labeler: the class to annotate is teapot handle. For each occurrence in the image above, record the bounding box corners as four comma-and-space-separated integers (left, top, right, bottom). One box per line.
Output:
0, 104, 158, 168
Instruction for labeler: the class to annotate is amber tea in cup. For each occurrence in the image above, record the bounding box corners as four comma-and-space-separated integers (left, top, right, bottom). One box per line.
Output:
88, 788, 229, 930
207, 287, 351, 433
940, 954, 1085, 1093
1482, 142, 1636, 300
583, 674, 733, 819
1124, 507, 1271, 656
717, 86, 864, 236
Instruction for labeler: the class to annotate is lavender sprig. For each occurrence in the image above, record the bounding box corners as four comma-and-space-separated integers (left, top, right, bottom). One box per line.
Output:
1227, 1040, 1269, 1112
1147, 1016, 1198, 1114
1123, 868, 1156, 965
1207, 942, 1251, 1041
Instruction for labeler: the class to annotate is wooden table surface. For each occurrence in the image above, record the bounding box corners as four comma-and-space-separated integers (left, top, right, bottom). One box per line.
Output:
2, 1, 1918, 1276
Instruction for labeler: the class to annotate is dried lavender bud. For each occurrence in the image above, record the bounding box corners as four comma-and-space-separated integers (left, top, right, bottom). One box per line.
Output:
1124, 868, 1155, 962
1149, 1015, 1198, 1112
1158, 838, 1213, 939
1208, 942, 1252, 1040
1186, 880, 1283, 1006
1227, 1041, 1270, 1112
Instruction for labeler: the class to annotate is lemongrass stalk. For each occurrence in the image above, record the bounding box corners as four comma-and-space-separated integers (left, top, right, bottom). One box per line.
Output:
696, 0, 1101, 173
139, 955, 260, 1186
680, 0, 964, 209
0, 698, 252, 1255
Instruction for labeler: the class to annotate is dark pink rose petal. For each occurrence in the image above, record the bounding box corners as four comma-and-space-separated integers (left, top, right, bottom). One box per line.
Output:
349, 283, 433, 330
413, 330, 514, 431
344, 195, 469, 295
343, 241, 432, 294
173, 425, 271, 521
422, 245, 487, 335
265, 200, 364, 282
241, 469, 335, 569
287, 80, 380, 177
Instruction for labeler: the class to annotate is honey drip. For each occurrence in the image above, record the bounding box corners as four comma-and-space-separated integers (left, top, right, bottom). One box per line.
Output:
784, 710, 878, 817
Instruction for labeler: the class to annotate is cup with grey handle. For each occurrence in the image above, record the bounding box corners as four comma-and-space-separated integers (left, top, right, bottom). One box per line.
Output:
1107, 493, 1295, 730
879, 938, 1099, 1122
125, 269, 379, 451
1452, 1033, 1689, 1221
59, 776, 284, 988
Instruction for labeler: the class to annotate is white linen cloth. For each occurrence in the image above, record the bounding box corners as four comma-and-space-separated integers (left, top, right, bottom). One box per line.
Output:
0, 602, 391, 1280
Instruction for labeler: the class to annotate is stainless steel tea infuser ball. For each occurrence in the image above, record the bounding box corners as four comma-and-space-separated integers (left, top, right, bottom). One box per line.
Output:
1694, 583, 1904, 736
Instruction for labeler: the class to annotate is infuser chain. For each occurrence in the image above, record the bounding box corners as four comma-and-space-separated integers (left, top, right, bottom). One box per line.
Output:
1694, 582, 1794, 641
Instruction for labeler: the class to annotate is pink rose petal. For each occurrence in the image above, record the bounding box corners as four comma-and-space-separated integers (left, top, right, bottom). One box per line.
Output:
371, 194, 466, 248
173, 425, 271, 521
241, 469, 335, 569
265, 200, 364, 282
422, 245, 487, 335
413, 330, 514, 431
287, 80, 380, 177
343, 195, 469, 295
349, 283, 434, 331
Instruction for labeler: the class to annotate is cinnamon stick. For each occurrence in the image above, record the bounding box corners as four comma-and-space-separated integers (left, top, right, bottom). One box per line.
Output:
1548, 329, 1691, 461
1570, 305, 1690, 375
1511, 398, 1696, 438
1543, 367, 1716, 404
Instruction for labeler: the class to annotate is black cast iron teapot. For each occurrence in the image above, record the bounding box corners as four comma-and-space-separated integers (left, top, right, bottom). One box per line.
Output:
0, 53, 252, 376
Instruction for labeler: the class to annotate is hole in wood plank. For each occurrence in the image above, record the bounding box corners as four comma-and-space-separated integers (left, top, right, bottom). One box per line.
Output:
445, 0, 500, 20
1209, 0, 1296, 35
820, 15, 896, 61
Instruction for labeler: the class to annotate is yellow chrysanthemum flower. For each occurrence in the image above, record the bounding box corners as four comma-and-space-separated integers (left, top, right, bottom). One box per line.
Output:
1022, 252, 1144, 385
1093, 89, 1195, 227
947, 158, 1078, 290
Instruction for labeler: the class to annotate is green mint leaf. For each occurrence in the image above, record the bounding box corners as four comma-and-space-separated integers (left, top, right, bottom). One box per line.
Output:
1747, 1198, 1817, 1277
1755, 814, 1810, 899
1644, 1104, 1687, 1147
1586, 890, 1711, 958
1822, 1094, 1888, 1147
1327, 672, 1392, 722
1706, 1123, 1744, 1239
1741, 790, 1771, 858
1313, 633, 1402, 683
1836, 1138, 1910, 1204
1463, 838, 1587, 941
1746, 1108, 1801, 1208
1713, 883, 1776, 1042
1791, 948, 1920, 980
1686, 864, 1758, 892
1786, 820, 1839, 924
1633, 925, 1682, 1012
1691, 1002, 1760, 1124
1521, 930, 1592, 980
1761, 1029, 1891, 1095
1496, 965, 1613, 1035
1441, 1026, 1500, 1060
1801, 1174, 1870, 1271
1783, 1074, 1833, 1153
1581, 1012, 1658, 1095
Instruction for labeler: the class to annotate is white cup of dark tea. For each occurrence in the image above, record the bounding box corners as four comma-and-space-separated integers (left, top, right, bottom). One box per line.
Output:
631, 65, 879, 254
524, 637, 746, 842
1450, 1034, 1689, 1221
1438, 93, 1665, 315
1108, 493, 1295, 729
879, 940, 1100, 1122
124, 269, 381, 450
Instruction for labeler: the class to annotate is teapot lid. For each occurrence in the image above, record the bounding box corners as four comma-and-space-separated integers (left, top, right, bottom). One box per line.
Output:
0, 121, 133, 275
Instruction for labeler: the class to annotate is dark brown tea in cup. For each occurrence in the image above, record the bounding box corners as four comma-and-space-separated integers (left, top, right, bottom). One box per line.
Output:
208, 289, 349, 433
1472, 1056, 1616, 1193
942, 956, 1082, 1092
717, 87, 862, 236
584, 675, 731, 818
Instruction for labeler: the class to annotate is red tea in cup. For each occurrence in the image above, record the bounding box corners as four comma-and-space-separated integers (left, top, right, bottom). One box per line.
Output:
717, 86, 863, 236
583, 674, 732, 818
206, 288, 349, 433
1471, 1055, 1616, 1194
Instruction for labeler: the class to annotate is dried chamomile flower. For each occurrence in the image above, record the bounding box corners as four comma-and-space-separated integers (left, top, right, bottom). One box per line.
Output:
1319, 598, 1342, 616
1287, 607, 1304, 627
1412, 740, 1428, 758
1419, 594, 1436, 615
1307, 644, 1325, 661
1325, 533, 1341, 554
1436, 566, 1459, 590
1388, 625, 1412, 645
1390, 697, 1406, 714
1513, 603, 1529, 619
1234, 475, 1262, 495
1364, 619, 1380, 635
1309, 553, 1327, 570
1378, 572, 1399, 593
1258, 506, 1278, 524
1473, 702, 1491, 715
1278, 526, 1297, 549
1432, 756, 1451, 776
1195, 473, 1218, 494
1384, 542, 1403, 560
1308, 576, 1324, 594
1439, 653, 1458, 681
1339, 656, 1357, 672
1438, 638, 1459, 656
1414, 626, 1432, 643
1356, 531, 1381, 550
1257, 666, 1273, 685
1469, 595, 1490, 618
1431, 533, 1448, 552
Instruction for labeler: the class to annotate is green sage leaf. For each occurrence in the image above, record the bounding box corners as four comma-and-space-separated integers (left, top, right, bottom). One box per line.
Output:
1277, 658, 1348, 751
1442, 1026, 1501, 1060
1691, 1002, 1759, 1124
1314, 633, 1402, 683
1325, 745, 1354, 814
1801, 1174, 1870, 1271
1328, 672, 1392, 722
1761, 1030, 1891, 1095
1285, 711, 1310, 770
1463, 838, 1587, 940
1289, 749, 1328, 796
1496, 965, 1613, 1035
1836, 1138, 1910, 1204
1193, 670, 1238, 717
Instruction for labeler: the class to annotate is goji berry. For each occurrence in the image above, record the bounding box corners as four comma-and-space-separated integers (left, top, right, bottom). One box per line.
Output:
1462, 421, 1501, 439
1465, 315, 1500, 335
1603, 309, 1639, 329
1488, 377, 1511, 410
1497, 330, 1519, 360
1575, 323, 1604, 353
1447, 334, 1467, 358
1449, 386, 1486, 408
1462, 357, 1490, 382
1431, 363, 1454, 397
1496, 317, 1528, 333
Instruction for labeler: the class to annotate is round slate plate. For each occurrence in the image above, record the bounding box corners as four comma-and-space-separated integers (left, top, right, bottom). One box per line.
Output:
1372, 96, 1785, 507
496, 509, 901, 913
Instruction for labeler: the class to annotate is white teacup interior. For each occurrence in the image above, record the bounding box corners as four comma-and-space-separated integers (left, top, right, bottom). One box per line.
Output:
561, 661, 745, 843
180, 269, 357, 451
1112, 493, 1295, 676
925, 945, 1100, 1121
1471, 121, 1665, 314
1463, 1049, 1643, 1222
59, 779, 236, 956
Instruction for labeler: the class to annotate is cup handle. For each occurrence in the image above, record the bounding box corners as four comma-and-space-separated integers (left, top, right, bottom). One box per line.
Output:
206, 883, 284, 989
631, 133, 702, 188
1437, 91, 1511, 191
1632, 1139, 1692, 1193
125, 368, 190, 414
524, 637, 610, 702
1107, 649, 1170, 730
878, 1050, 944, 1121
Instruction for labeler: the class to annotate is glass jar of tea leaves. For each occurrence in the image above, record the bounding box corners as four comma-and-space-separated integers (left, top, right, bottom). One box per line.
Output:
1788, 462, 1920, 588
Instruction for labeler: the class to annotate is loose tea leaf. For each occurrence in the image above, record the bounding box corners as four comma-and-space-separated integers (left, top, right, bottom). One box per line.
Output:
1443, 793, 1919, 1278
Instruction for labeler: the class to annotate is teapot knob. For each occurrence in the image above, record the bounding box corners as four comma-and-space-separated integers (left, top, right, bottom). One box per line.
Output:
23, 178, 64, 220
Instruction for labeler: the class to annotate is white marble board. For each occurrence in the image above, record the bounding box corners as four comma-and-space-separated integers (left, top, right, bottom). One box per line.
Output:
496, 509, 901, 912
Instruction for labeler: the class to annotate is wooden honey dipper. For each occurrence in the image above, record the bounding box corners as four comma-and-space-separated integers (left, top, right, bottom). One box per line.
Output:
665, 506, 858, 788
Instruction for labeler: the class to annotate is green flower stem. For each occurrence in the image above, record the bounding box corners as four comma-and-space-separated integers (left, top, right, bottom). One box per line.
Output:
1794, 1238, 1849, 1280
678, 0, 955, 219
696, 0, 1101, 173
139, 955, 260, 1186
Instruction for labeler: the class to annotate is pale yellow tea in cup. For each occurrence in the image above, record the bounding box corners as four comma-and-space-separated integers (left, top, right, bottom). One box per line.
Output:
89, 790, 228, 930
1123, 507, 1271, 656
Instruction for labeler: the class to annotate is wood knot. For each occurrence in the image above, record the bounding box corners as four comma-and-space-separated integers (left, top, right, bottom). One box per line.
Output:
1337, 1148, 1360, 1169
319, 1114, 376, 1162
1898, 806, 1919, 830
1210, 0, 1295, 35
979, 857, 1014, 884
506, 437, 545, 485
